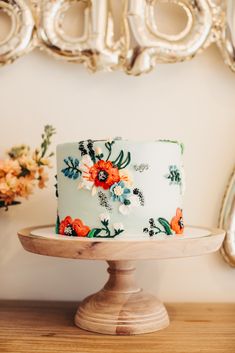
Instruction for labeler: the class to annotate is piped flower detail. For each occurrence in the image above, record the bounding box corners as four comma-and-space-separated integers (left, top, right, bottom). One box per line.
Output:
59, 216, 90, 237
59, 216, 74, 236
119, 194, 140, 215
170, 208, 184, 234
61, 140, 144, 215
143, 208, 184, 236
113, 223, 124, 235
110, 181, 131, 203
78, 156, 120, 194
78, 155, 96, 194
89, 160, 120, 190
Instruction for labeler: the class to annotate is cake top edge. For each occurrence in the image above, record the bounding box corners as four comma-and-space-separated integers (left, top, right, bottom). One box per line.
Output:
57, 138, 184, 154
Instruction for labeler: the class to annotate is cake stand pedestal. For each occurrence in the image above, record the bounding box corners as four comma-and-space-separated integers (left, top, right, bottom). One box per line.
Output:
18, 226, 225, 335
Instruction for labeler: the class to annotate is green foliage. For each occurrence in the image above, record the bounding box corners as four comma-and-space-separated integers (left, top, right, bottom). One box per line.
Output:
37, 125, 56, 164
158, 218, 173, 235
105, 141, 115, 161
112, 150, 131, 169
165, 165, 182, 184
143, 217, 173, 236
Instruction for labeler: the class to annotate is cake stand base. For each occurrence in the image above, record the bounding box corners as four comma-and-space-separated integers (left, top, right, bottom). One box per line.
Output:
75, 261, 169, 335
18, 225, 225, 336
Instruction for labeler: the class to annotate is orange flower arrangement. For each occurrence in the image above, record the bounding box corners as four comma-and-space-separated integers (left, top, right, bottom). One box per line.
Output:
86, 160, 120, 190
0, 125, 55, 210
170, 208, 184, 234
59, 216, 90, 237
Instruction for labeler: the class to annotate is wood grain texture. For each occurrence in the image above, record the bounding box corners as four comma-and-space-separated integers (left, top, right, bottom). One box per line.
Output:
17, 225, 225, 260
75, 261, 169, 335
0, 301, 235, 353
17, 226, 226, 335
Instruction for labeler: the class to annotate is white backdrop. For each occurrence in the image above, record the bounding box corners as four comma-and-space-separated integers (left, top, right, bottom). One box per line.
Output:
0, 7, 235, 302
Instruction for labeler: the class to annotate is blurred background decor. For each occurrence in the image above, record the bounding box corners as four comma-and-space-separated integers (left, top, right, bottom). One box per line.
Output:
220, 169, 235, 267
0, 125, 55, 210
0, 0, 235, 75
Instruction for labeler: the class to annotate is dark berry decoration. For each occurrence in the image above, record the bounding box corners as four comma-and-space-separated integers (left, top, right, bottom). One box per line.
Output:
78, 141, 88, 156
133, 188, 145, 206
124, 199, 131, 205
133, 188, 138, 195
87, 139, 96, 163
98, 191, 112, 212
149, 218, 155, 227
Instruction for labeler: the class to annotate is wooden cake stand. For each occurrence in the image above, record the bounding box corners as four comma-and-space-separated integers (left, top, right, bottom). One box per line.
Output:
18, 225, 225, 335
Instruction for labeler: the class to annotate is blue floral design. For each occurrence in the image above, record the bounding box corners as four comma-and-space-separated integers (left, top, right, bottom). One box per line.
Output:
61, 156, 81, 180
110, 181, 131, 204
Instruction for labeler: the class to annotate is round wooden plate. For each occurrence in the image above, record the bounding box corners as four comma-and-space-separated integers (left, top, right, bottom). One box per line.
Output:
18, 225, 225, 261
17, 225, 225, 335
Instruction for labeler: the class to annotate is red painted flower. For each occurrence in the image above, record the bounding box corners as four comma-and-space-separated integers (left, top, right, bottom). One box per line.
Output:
88, 160, 120, 190
73, 218, 90, 237
59, 216, 90, 237
59, 216, 73, 235
170, 208, 184, 235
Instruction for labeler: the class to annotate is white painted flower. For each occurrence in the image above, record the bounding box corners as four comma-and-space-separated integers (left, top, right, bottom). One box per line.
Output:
77, 155, 97, 195
113, 223, 124, 231
95, 146, 102, 155
79, 155, 93, 172
99, 213, 110, 222
113, 185, 124, 196
119, 204, 131, 215
119, 195, 140, 215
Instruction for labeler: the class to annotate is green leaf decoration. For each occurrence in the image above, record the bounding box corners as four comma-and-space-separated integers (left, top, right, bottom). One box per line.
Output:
180, 143, 184, 154
158, 139, 184, 155
101, 219, 109, 227
112, 150, 124, 167
165, 166, 182, 186
119, 152, 131, 169
112, 150, 131, 170
88, 228, 102, 238
105, 141, 115, 161
158, 218, 173, 235
114, 229, 124, 236
55, 214, 60, 234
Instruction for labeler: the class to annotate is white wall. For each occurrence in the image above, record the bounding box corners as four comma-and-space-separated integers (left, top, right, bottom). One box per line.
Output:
0, 30, 235, 301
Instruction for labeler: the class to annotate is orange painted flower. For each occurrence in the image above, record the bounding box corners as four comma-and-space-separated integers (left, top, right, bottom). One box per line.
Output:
73, 218, 90, 237
170, 208, 184, 234
59, 216, 90, 237
87, 160, 120, 190
59, 216, 73, 235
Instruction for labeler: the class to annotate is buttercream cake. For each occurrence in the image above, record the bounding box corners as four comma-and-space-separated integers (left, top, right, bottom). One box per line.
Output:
56, 138, 185, 238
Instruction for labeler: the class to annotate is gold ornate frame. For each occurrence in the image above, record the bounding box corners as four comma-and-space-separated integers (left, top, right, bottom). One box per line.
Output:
219, 169, 235, 267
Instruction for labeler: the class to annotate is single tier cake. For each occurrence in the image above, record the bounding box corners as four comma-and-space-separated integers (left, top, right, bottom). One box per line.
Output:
56, 138, 185, 238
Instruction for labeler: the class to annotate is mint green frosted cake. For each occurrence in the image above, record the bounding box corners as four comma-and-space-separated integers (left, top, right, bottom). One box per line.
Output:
56, 138, 185, 239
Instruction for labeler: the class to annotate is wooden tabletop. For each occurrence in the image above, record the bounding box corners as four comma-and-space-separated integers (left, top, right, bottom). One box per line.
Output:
0, 301, 234, 353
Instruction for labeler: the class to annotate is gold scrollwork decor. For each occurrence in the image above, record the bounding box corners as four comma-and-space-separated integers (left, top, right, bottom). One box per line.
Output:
219, 169, 235, 267
0, 0, 234, 75
0, 0, 35, 66
217, 0, 235, 72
